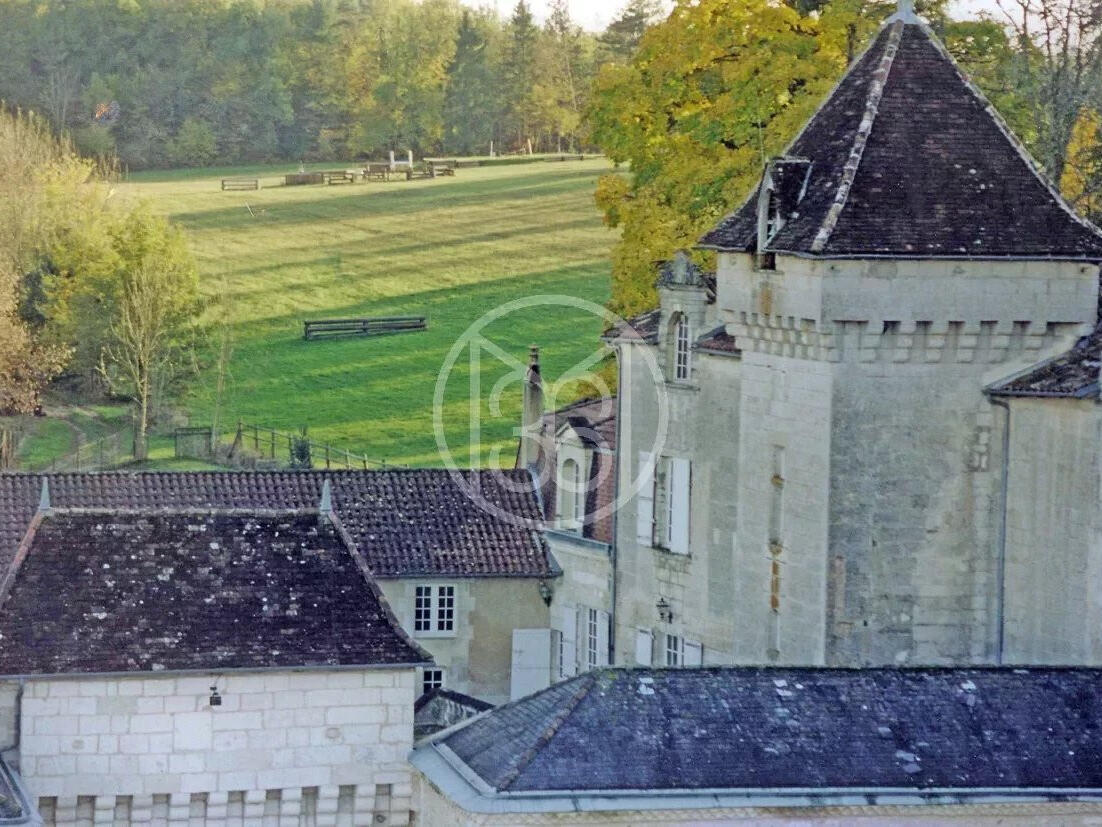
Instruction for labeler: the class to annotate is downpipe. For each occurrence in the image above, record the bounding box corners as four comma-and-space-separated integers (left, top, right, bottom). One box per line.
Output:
987, 394, 1011, 666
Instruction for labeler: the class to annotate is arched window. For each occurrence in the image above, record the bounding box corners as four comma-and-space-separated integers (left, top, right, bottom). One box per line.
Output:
672, 315, 691, 381
560, 458, 581, 528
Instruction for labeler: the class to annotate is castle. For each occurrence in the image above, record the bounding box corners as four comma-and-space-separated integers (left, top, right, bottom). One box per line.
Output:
587, 6, 1102, 671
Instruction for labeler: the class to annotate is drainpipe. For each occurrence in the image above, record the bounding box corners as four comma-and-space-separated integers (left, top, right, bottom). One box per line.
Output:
608, 344, 625, 665
987, 393, 1011, 666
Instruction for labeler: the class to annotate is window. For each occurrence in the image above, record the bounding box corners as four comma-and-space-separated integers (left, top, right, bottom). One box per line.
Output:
586, 608, 599, 669
674, 316, 691, 381
558, 457, 584, 530
665, 633, 683, 667
421, 668, 444, 696
640, 454, 691, 554
413, 585, 455, 634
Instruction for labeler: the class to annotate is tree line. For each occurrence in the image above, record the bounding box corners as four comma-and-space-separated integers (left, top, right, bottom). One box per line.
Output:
0, 0, 662, 169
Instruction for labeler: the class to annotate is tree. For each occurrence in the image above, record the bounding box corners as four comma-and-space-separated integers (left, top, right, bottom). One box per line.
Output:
598, 0, 664, 61
98, 252, 200, 461
502, 1, 541, 151
443, 11, 501, 155
994, 0, 1102, 177
588, 0, 850, 315
1062, 107, 1102, 221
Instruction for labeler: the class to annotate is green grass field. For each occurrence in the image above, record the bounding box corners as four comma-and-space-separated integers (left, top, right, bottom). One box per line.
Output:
109, 158, 617, 467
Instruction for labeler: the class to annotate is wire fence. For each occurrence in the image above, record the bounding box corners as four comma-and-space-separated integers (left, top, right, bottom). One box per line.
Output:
17, 430, 131, 473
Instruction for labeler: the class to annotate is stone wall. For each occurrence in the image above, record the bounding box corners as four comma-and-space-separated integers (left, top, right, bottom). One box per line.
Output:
378, 578, 549, 705
1003, 397, 1102, 663
17, 668, 415, 826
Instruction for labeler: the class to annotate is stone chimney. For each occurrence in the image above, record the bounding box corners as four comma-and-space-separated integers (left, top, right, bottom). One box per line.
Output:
517, 346, 544, 469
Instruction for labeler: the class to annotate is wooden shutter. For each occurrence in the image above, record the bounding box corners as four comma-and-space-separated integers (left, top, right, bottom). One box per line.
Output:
634, 628, 653, 666
596, 610, 611, 666
669, 457, 691, 554
576, 607, 588, 672
561, 608, 578, 677
684, 639, 703, 667
636, 452, 655, 545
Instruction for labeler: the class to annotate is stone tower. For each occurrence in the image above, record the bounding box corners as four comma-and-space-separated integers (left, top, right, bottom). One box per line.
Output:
688, 13, 1102, 666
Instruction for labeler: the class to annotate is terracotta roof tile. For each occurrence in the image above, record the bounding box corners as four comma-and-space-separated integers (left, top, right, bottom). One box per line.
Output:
0, 471, 551, 579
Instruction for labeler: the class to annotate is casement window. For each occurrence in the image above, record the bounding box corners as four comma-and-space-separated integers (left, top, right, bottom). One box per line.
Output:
637, 452, 690, 554
674, 317, 691, 381
421, 668, 444, 696
413, 585, 455, 634
559, 606, 609, 677
665, 633, 683, 666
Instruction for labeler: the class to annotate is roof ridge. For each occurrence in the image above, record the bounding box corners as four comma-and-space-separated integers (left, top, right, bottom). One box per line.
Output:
810, 20, 904, 253
917, 22, 1102, 244
496, 672, 598, 791
699, 21, 899, 252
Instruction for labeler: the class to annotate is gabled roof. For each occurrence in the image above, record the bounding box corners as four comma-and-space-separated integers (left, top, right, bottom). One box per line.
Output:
695, 325, 741, 357
0, 510, 429, 676
989, 323, 1101, 399
420, 666, 1102, 800
0, 471, 551, 579
701, 20, 1102, 260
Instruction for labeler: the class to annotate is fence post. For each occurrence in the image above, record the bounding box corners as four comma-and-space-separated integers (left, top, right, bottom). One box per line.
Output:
362, 455, 368, 470
325, 444, 331, 469
381, 458, 387, 470
270, 430, 276, 459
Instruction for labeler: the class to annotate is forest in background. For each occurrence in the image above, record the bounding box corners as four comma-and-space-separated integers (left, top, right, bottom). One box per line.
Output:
0, 0, 660, 169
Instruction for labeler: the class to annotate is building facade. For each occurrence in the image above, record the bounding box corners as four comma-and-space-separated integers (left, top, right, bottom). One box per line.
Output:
606, 12, 1102, 669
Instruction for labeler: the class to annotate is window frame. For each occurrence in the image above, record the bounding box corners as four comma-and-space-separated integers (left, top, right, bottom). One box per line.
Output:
586, 608, 599, 669
665, 633, 683, 667
674, 316, 691, 381
413, 584, 457, 637
421, 668, 444, 696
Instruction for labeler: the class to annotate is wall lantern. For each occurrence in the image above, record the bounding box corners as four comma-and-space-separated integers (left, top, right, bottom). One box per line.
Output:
209, 685, 222, 707
538, 581, 553, 607
656, 597, 673, 624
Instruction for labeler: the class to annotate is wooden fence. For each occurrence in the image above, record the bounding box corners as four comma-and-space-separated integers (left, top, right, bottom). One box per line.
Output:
221, 177, 259, 191
303, 316, 427, 341
222, 422, 403, 470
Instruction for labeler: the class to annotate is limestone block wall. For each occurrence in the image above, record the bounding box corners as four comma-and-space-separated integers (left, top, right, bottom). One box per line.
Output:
378, 578, 549, 705
613, 338, 743, 665
714, 251, 1099, 667
18, 668, 415, 826
1003, 398, 1102, 664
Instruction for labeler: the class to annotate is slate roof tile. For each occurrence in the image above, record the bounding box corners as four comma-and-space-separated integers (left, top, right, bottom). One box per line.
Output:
989, 323, 1102, 399
701, 22, 1102, 260
602, 309, 660, 344
694, 326, 741, 356
0, 510, 427, 676
0, 470, 551, 579
438, 666, 1102, 792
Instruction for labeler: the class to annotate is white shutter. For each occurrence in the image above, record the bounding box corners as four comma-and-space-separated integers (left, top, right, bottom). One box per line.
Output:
634, 628, 653, 666
669, 457, 691, 555
560, 609, 578, 678
684, 639, 703, 667
636, 452, 655, 545
596, 610, 611, 666
510, 629, 554, 701
576, 607, 587, 672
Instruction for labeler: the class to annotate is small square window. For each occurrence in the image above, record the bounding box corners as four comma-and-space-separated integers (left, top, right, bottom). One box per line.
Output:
422, 668, 444, 696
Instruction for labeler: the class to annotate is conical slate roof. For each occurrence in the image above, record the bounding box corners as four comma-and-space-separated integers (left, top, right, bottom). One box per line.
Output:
700, 19, 1102, 260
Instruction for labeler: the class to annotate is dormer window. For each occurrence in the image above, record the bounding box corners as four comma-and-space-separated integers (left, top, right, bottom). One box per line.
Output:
755, 157, 812, 270
558, 457, 584, 531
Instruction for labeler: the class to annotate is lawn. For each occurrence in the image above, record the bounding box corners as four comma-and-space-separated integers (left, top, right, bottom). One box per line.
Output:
112, 158, 618, 467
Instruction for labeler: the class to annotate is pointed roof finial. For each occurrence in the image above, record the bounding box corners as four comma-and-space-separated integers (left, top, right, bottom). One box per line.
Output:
37, 478, 50, 513
319, 479, 333, 516
888, 0, 920, 24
